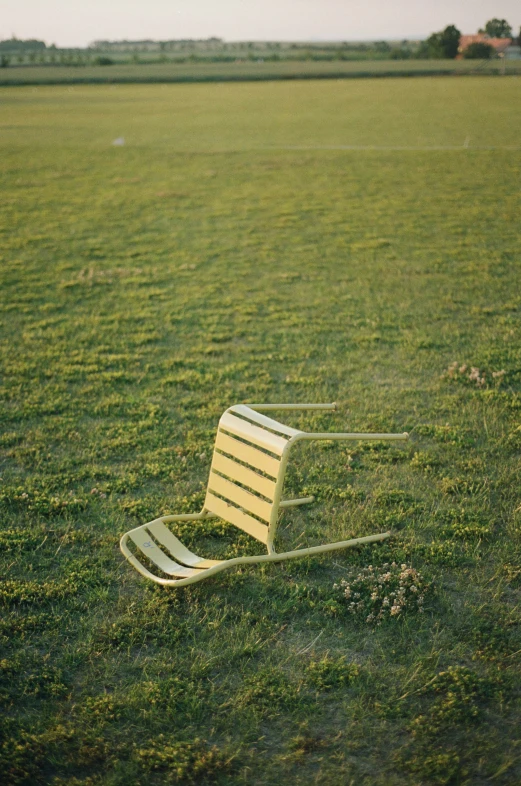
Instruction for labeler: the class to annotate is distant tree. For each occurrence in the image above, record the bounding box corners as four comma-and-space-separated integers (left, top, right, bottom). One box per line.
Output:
483, 19, 512, 38
420, 25, 461, 59
439, 25, 461, 58
0, 54, 10, 67
463, 42, 494, 59
390, 47, 411, 60
419, 32, 443, 58
94, 55, 114, 65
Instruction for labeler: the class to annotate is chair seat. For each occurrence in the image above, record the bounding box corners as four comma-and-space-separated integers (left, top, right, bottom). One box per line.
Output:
128, 518, 222, 577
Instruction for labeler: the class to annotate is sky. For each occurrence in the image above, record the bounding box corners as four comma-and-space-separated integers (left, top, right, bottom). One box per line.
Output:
2, 0, 520, 48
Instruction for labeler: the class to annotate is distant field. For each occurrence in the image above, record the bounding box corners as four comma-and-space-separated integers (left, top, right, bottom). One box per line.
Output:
1, 78, 521, 785
1, 57, 520, 85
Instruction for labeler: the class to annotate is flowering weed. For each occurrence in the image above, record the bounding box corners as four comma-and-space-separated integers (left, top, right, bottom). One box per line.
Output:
442, 361, 506, 389
332, 563, 430, 624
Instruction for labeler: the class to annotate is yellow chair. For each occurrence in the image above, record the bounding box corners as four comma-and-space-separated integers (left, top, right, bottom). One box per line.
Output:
120, 404, 408, 587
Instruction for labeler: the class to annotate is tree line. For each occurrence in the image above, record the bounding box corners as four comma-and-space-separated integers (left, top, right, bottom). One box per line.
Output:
0, 18, 519, 68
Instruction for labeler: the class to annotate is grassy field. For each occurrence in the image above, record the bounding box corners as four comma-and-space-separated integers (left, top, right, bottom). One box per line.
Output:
2, 57, 521, 85
1, 77, 520, 785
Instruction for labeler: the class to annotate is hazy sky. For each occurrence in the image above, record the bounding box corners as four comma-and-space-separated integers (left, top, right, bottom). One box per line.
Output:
2, 0, 520, 47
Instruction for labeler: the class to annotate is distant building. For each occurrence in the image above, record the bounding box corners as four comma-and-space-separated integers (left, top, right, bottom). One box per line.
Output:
457, 34, 512, 58
505, 45, 521, 60
90, 38, 223, 52
0, 37, 46, 51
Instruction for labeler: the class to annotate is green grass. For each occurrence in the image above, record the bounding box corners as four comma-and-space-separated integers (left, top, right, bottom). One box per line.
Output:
1, 57, 521, 85
1, 77, 520, 785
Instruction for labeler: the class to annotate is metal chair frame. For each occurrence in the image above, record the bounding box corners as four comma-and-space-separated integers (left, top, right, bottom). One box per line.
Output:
120, 403, 408, 587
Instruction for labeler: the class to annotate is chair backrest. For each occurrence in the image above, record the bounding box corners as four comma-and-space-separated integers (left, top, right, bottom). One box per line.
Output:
204, 405, 303, 544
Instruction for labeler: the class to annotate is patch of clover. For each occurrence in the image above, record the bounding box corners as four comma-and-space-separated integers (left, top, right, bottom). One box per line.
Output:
442, 362, 506, 388
333, 563, 430, 625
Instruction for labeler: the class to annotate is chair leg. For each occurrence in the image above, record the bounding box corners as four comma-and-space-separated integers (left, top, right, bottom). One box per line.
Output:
279, 496, 315, 508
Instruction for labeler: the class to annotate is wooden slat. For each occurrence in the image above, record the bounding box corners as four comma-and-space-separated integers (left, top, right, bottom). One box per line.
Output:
219, 411, 288, 455
211, 451, 277, 500
205, 491, 269, 543
208, 471, 272, 522
129, 528, 201, 577
231, 405, 302, 438
147, 521, 221, 568
214, 431, 281, 478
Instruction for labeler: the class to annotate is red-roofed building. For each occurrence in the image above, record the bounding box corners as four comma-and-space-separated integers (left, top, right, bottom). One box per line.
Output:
458, 34, 512, 58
